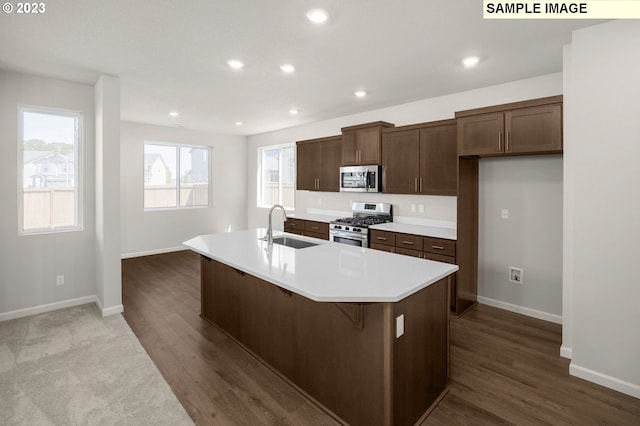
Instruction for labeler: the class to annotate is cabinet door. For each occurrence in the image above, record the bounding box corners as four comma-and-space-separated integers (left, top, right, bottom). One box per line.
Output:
356, 127, 382, 165
341, 131, 358, 165
457, 112, 504, 156
296, 142, 319, 190
382, 129, 420, 194
420, 124, 457, 195
505, 104, 562, 154
201, 258, 239, 335
318, 137, 342, 191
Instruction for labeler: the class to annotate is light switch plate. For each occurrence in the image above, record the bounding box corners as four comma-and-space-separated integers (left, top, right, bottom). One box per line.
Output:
396, 314, 404, 338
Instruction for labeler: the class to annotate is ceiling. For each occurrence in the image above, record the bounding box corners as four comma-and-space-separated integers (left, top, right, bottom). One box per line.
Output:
0, 0, 602, 136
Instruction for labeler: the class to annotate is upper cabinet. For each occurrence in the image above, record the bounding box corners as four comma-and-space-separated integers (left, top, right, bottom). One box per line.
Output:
341, 121, 395, 166
456, 96, 563, 157
381, 120, 457, 195
296, 135, 342, 191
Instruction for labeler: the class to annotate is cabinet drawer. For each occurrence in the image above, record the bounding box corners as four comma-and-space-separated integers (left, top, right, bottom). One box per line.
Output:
304, 231, 329, 241
395, 247, 423, 258
424, 252, 456, 265
395, 233, 423, 251
423, 237, 456, 257
369, 243, 395, 253
370, 229, 395, 246
284, 218, 305, 232
304, 220, 329, 235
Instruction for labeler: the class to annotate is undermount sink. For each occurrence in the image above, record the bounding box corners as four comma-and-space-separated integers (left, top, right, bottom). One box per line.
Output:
264, 236, 319, 249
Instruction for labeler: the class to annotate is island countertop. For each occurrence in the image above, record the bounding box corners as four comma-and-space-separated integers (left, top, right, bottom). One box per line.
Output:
183, 228, 458, 303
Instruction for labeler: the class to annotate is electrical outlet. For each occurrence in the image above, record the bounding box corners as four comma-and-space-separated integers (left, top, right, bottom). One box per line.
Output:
501, 209, 509, 219
418, 204, 425, 213
509, 267, 523, 284
410, 204, 416, 213
396, 314, 405, 338
318, 198, 322, 206
56, 275, 65, 286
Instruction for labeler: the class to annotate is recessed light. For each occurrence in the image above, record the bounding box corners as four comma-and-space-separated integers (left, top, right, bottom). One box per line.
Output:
354, 90, 367, 98
306, 9, 329, 24
280, 64, 295, 73
227, 59, 244, 69
462, 56, 480, 67
235, 121, 243, 126
289, 109, 299, 115
169, 111, 179, 117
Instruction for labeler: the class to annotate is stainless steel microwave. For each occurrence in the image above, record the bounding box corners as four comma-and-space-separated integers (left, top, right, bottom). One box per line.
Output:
339, 165, 381, 192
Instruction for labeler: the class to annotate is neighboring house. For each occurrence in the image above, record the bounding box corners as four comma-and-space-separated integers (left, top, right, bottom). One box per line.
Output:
23, 151, 74, 188
183, 148, 208, 183
144, 153, 170, 185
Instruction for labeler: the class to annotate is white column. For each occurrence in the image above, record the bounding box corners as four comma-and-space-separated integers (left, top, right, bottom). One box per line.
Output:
95, 75, 122, 315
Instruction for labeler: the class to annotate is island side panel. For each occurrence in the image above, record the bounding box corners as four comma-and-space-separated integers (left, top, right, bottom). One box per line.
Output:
291, 295, 387, 426
392, 277, 449, 425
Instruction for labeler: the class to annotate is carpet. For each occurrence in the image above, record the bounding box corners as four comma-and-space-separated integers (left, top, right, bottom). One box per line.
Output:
0, 303, 194, 426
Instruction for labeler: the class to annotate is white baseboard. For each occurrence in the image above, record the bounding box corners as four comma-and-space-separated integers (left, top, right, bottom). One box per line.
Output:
1, 296, 124, 322
560, 345, 573, 359
94, 297, 124, 317
570, 362, 640, 399
0, 295, 97, 322
477, 296, 562, 324
121, 246, 187, 259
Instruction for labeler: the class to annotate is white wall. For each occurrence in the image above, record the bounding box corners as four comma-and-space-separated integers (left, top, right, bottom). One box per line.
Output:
0, 71, 97, 317
120, 122, 247, 257
247, 73, 564, 318
479, 156, 563, 321
565, 20, 640, 398
95, 75, 122, 314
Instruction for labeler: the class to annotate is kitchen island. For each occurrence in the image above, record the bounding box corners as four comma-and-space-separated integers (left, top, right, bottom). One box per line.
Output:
184, 229, 458, 426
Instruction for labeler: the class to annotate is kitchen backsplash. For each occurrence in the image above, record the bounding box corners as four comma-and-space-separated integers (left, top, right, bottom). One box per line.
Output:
295, 191, 456, 227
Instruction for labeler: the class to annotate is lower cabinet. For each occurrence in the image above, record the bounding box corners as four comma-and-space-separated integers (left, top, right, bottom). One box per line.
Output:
370, 229, 459, 312
200, 256, 449, 426
285, 218, 329, 240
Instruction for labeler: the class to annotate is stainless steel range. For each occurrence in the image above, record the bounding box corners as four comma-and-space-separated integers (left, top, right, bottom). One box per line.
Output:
329, 202, 392, 247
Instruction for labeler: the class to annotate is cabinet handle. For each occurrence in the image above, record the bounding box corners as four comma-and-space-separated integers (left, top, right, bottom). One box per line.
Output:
401, 241, 414, 245
419, 177, 423, 193
431, 245, 445, 250
498, 131, 502, 151
414, 177, 418, 192
506, 131, 510, 152
376, 236, 388, 241
312, 226, 319, 230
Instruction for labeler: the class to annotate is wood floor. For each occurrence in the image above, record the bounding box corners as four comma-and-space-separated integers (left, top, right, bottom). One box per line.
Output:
122, 251, 640, 425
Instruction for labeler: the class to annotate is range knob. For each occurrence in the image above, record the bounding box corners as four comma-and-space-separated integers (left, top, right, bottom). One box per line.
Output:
353, 228, 361, 232
335, 225, 342, 230
345, 227, 350, 231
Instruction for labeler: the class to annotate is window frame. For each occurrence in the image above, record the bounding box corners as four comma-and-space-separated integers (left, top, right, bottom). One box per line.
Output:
143, 141, 212, 211
18, 105, 83, 235
256, 143, 296, 211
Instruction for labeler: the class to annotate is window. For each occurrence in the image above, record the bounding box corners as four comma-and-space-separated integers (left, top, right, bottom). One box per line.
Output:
19, 106, 82, 234
258, 144, 295, 209
144, 142, 211, 210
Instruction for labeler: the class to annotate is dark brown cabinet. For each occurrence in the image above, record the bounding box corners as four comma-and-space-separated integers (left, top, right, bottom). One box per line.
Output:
381, 120, 457, 195
296, 135, 342, 191
341, 121, 394, 166
369, 229, 460, 312
200, 255, 449, 426
284, 218, 329, 240
457, 96, 563, 157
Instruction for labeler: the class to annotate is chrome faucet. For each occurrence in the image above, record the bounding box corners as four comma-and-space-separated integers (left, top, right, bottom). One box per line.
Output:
267, 204, 287, 244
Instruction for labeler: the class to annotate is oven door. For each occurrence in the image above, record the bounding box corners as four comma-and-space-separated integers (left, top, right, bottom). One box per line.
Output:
329, 230, 368, 247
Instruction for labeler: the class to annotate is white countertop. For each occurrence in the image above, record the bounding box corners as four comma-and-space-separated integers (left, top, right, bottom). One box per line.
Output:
183, 229, 458, 303
369, 222, 457, 240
